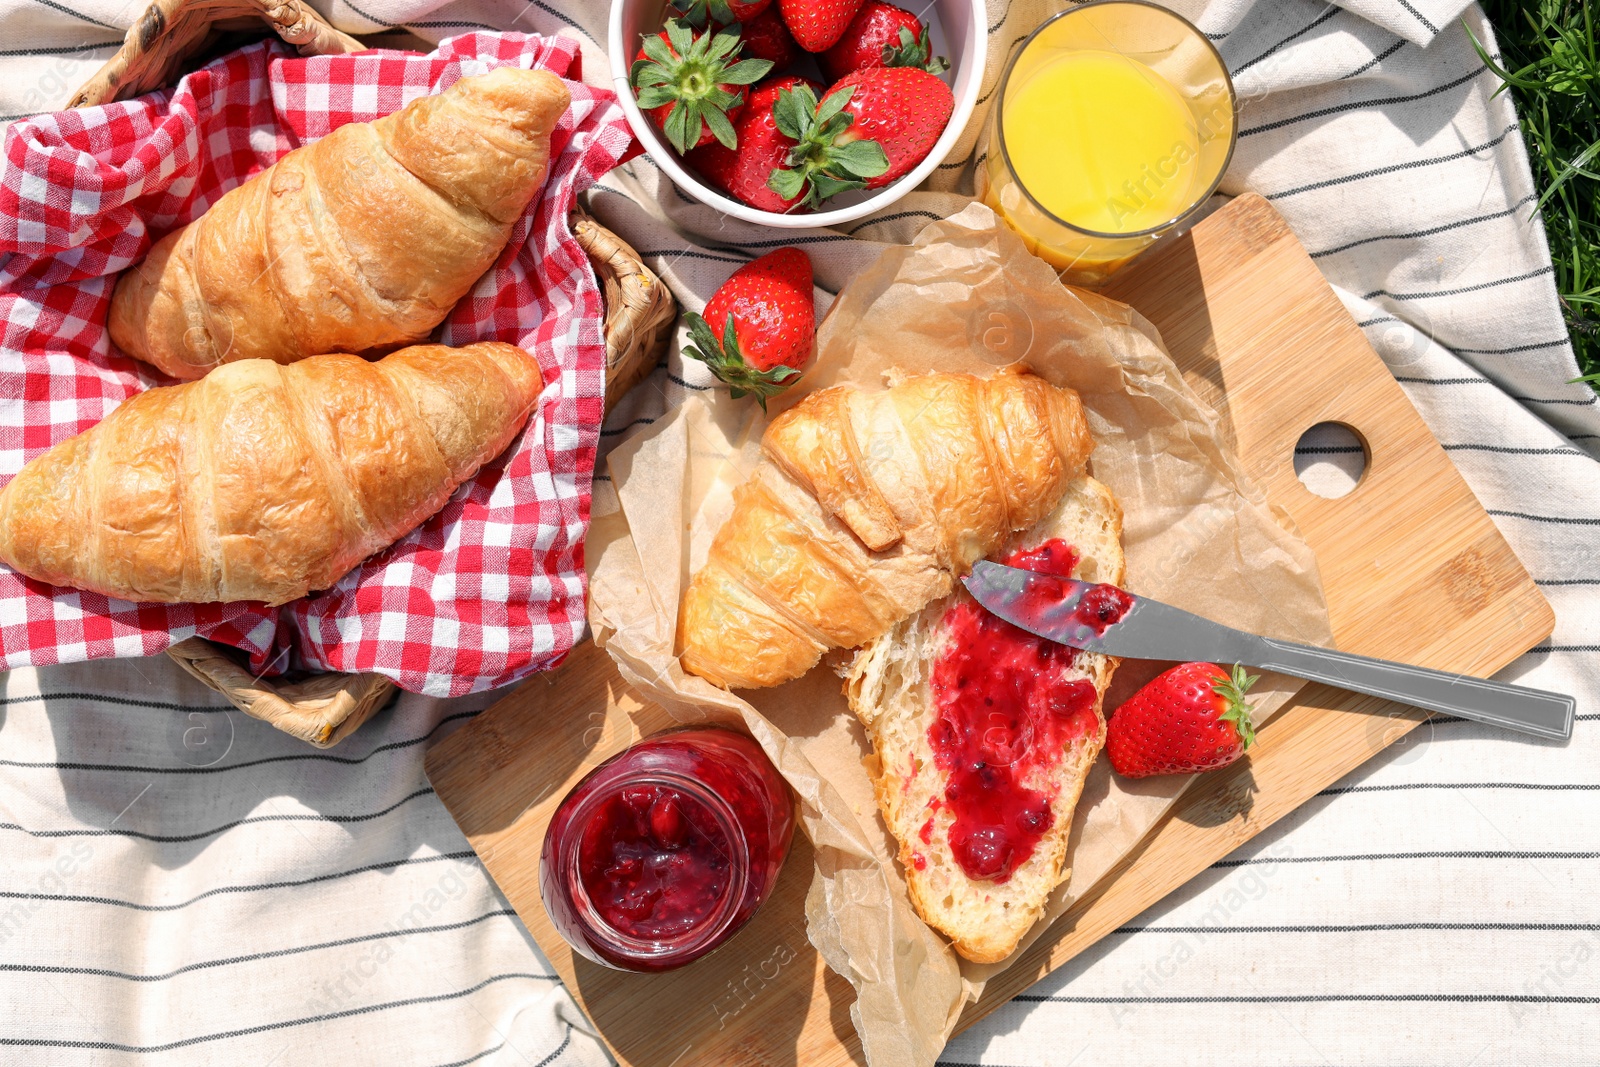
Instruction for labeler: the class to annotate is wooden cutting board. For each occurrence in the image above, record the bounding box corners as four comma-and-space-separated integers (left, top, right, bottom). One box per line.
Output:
425, 193, 1554, 1066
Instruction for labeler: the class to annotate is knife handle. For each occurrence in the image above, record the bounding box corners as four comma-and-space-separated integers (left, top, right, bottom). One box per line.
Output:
1254, 638, 1574, 741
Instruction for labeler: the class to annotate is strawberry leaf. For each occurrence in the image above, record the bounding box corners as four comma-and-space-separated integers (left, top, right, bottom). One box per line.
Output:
817, 114, 852, 141
706, 26, 742, 61
830, 139, 888, 175
720, 58, 774, 84
764, 85, 889, 209
772, 85, 816, 139
684, 313, 724, 363
702, 103, 738, 149
665, 18, 695, 56
663, 98, 697, 154
767, 166, 807, 200
1212, 663, 1260, 750
681, 311, 802, 411
640, 34, 676, 66
668, 0, 709, 27
630, 20, 772, 156
813, 85, 856, 126
669, 0, 736, 27
883, 26, 949, 75
634, 85, 677, 110
631, 59, 667, 86
810, 172, 868, 200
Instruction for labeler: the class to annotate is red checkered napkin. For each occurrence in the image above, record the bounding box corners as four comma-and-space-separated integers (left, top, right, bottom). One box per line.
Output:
0, 32, 637, 697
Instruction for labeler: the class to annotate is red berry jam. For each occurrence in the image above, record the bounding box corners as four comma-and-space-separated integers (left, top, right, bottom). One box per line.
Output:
574, 785, 732, 941
540, 728, 795, 972
1071, 582, 1134, 633
1006, 542, 1133, 636
929, 539, 1101, 883
1005, 539, 1079, 576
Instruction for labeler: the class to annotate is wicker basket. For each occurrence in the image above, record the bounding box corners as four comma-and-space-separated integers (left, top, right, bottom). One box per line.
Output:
69, 0, 674, 747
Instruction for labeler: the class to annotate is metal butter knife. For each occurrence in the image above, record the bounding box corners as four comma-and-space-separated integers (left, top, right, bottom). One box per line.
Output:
962, 560, 1574, 741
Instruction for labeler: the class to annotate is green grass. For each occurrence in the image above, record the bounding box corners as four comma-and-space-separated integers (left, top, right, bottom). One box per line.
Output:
1473, 1, 1600, 389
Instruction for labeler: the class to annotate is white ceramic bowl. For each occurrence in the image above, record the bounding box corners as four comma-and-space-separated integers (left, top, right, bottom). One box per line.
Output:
608, 0, 985, 228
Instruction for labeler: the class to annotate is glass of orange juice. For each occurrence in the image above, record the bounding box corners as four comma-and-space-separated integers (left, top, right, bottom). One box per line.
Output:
981, 1, 1236, 286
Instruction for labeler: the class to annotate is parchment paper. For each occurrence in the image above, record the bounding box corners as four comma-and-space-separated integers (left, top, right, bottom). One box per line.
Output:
585, 203, 1333, 1067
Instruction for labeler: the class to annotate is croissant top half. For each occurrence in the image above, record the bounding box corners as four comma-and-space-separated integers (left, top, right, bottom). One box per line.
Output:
677, 369, 1094, 689
108, 67, 571, 379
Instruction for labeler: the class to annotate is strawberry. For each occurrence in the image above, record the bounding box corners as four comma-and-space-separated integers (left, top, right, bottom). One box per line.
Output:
1106, 662, 1259, 779
670, 0, 771, 29
766, 67, 952, 206
824, 67, 952, 186
682, 247, 815, 407
737, 7, 799, 71
631, 19, 773, 155
778, 0, 865, 52
818, 0, 948, 82
687, 76, 820, 212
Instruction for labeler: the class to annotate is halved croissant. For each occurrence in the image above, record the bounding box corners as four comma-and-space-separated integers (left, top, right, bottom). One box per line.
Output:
0, 342, 543, 605
846, 476, 1125, 962
677, 369, 1094, 688
108, 67, 571, 379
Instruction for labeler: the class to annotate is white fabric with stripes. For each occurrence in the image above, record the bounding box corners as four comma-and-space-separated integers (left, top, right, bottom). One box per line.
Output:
1, 0, 1596, 1064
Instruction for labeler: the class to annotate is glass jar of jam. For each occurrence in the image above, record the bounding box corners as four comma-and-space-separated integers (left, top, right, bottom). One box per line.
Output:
539, 727, 795, 972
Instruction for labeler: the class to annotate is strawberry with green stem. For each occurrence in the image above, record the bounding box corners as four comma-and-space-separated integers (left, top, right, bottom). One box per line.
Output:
631, 19, 773, 155
682, 247, 815, 408
687, 75, 820, 212
669, 0, 770, 29
819, 0, 949, 82
765, 83, 888, 206
767, 66, 952, 207
1106, 662, 1259, 778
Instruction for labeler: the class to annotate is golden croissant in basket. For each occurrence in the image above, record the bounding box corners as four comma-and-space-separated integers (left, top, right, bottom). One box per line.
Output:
108, 66, 570, 379
677, 369, 1094, 689
0, 342, 543, 606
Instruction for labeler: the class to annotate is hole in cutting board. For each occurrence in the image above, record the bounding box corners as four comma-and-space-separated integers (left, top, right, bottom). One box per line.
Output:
1294, 422, 1368, 499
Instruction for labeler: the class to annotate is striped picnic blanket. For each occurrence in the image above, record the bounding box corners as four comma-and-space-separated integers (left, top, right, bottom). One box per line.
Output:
0, 0, 1595, 1065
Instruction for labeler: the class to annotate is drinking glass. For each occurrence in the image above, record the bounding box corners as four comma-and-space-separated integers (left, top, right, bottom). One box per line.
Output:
980, 0, 1236, 286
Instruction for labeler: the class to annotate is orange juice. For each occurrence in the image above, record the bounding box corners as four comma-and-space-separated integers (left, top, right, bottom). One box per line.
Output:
981, 3, 1236, 285
1003, 50, 1202, 234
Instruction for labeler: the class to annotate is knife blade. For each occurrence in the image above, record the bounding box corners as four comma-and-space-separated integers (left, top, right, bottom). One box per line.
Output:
962, 560, 1574, 741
